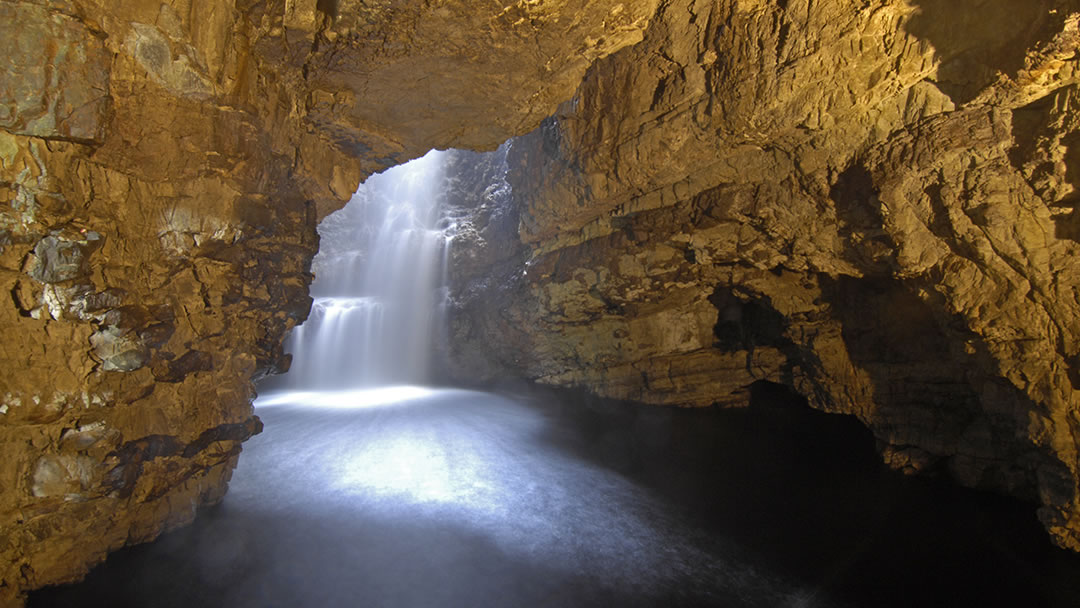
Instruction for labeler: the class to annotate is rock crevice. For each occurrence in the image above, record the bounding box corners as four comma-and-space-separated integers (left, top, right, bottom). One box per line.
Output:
4, 0, 1080, 603
0, 0, 651, 603
446, 0, 1080, 554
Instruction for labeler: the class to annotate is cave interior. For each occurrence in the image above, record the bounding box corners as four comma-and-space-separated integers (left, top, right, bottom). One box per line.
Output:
3, 0, 1080, 606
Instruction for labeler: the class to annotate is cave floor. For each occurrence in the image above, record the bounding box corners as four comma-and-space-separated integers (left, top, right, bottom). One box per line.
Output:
30, 386, 1080, 607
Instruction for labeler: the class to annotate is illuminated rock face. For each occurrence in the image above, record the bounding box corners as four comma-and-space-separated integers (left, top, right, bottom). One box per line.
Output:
446, 0, 1080, 554
0, 0, 653, 603
2, 0, 1080, 603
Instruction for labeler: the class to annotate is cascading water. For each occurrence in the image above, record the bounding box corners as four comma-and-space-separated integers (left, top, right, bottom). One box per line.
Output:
282, 150, 450, 388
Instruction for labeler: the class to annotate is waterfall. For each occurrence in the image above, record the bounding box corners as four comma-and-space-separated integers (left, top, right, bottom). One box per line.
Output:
283, 150, 450, 388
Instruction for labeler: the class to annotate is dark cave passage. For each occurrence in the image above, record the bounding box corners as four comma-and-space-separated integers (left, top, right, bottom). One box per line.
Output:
8, 0, 1080, 603
28, 135, 1080, 608
29, 384, 1080, 608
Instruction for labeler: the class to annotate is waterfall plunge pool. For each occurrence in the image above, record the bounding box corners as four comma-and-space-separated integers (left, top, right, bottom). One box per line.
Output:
30, 384, 1080, 607
29, 150, 1080, 607
255, 386, 437, 410
271, 148, 453, 392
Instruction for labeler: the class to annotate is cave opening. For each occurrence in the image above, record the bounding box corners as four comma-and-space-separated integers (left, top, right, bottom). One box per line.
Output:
261, 148, 452, 397
29, 147, 1080, 608
29, 377, 1080, 607
9, 0, 1080, 604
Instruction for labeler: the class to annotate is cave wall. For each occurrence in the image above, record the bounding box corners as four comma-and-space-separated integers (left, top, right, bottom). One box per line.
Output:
447, 0, 1080, 552
0, 0, 653, 603
4, 0, 1080, 602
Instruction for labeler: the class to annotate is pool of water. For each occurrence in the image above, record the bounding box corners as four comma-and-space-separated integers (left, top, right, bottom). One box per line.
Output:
30, 384, 1080, 607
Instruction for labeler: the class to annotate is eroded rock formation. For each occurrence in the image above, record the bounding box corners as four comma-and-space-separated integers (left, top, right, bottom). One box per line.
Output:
0, 0, 651, 603
4, 0, 1080, 603
446, 0, 1080, 555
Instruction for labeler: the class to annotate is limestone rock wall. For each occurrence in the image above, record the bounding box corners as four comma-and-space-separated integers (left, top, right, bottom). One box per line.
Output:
447, 0, 1080, 551
0, 0, 651, 603
5, 0, 1080, 601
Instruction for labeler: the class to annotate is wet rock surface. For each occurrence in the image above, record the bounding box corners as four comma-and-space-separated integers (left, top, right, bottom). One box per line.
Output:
446, 0, 1080, 555
26, 387, 1080, 608
0, 3, 111, 142
0, 0, 648, 604
5, 0, 1080, 602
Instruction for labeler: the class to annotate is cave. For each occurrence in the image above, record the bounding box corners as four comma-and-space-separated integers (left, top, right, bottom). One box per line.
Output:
5, 0, 1080, 606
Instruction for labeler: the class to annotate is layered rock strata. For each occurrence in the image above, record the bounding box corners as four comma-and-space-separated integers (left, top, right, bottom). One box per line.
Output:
447, 0, 1080, 552
5, 0, 1080, 603
0, 0, 651, 604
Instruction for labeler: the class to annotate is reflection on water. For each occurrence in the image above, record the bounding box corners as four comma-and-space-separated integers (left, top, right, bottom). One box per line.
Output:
29, 386, 1080, 608
279, 150, 451, 389
245, 389, 791, 605
255, 386, 435, 409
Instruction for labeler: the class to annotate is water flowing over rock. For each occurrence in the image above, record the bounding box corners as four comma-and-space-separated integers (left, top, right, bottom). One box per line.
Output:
445, 0, 1080, 555
0, 1, 649, 603
281, 151, 450, 388
3, 0, 1080, 603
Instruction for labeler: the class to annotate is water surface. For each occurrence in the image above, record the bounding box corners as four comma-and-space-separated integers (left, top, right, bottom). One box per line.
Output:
30, 385, 1080, 607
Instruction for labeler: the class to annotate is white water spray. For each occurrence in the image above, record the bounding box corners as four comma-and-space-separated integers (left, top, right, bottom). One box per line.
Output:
283, 150, 450, 388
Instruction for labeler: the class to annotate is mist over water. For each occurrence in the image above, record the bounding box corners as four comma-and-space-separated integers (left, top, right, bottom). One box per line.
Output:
283, 150, 450, 388
31, 150, 1080, 608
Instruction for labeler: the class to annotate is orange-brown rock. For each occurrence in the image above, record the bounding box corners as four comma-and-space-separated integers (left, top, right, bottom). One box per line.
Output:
4, 0, 1080, 604
0, 0, 652, 604
446, 0, 1080, 556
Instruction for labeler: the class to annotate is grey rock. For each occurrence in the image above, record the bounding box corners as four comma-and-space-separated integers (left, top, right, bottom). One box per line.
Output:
0, 3, 111, 142
26, 232, 100, 285
90, 326, 147, 372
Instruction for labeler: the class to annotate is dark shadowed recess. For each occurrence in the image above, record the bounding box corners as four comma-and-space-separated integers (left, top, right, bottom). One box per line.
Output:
1010, 88, 1080, 243
1057, 130, 1080, 241
315, 0, 338, 19
818, 274, 1063, 501
539, 382, 1080, 607
29, 381, 1080, 608
829, 163, 898, 273
708, 286, 788, 353
819, 274, 981, 454
904, 0, 1065, 104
